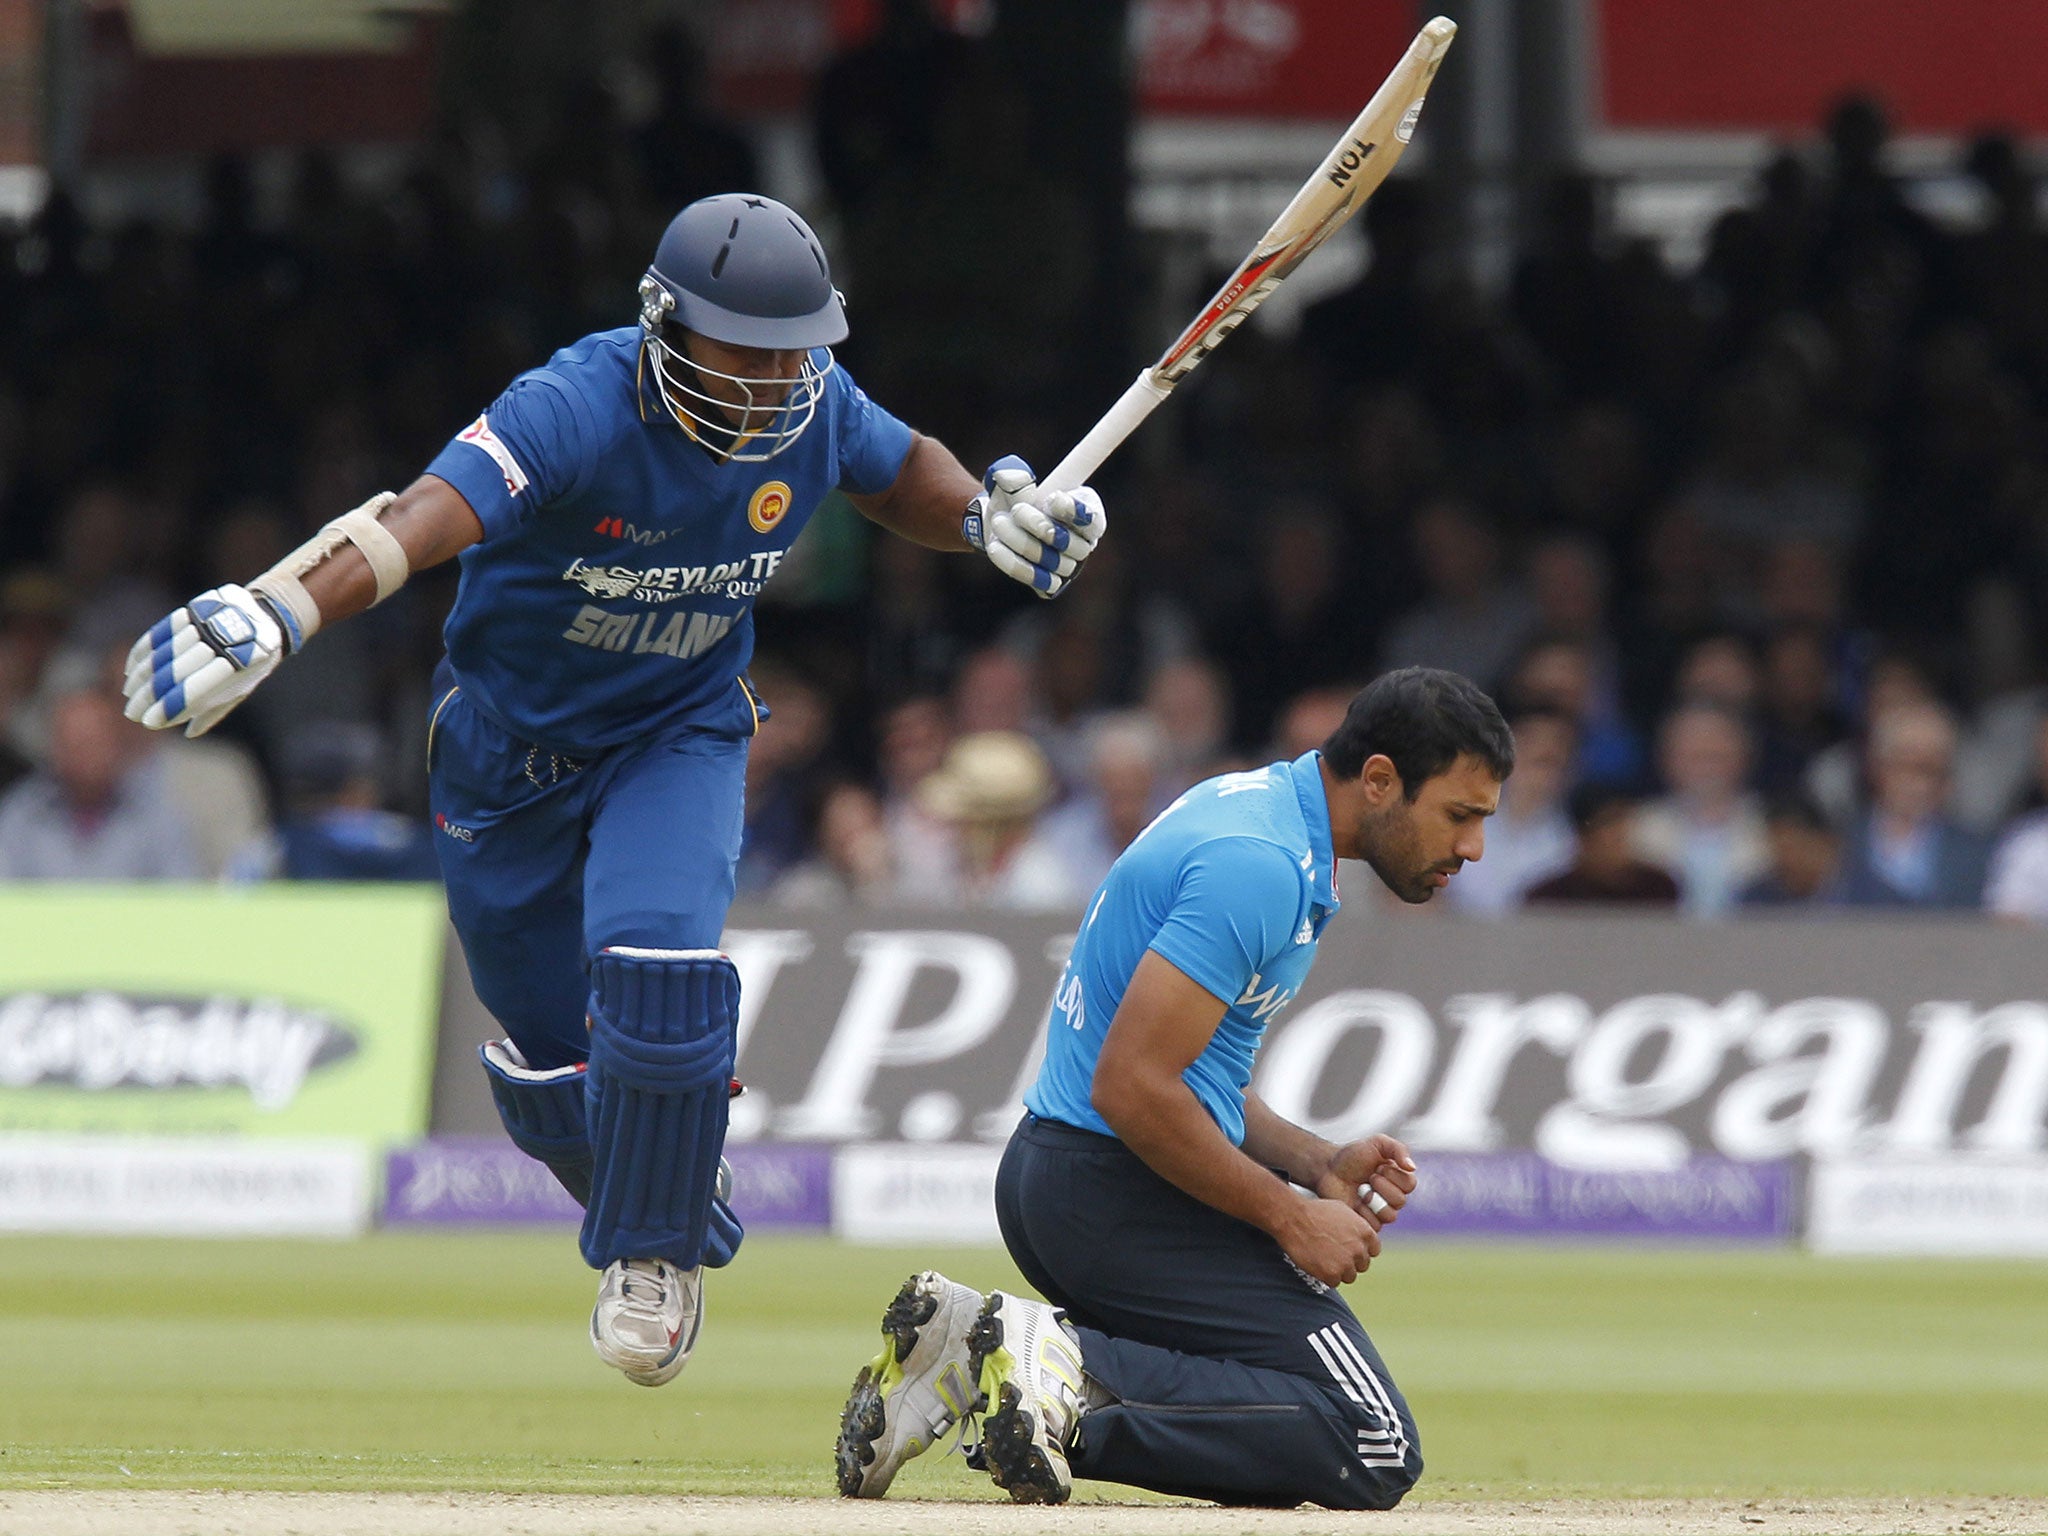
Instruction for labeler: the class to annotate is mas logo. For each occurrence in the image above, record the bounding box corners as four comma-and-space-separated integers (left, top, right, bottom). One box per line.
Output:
748, 480, 792, 534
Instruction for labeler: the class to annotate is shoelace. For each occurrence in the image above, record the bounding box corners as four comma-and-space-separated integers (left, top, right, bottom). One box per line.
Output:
614, 1261, 673, 1311
947, 1400, 988, 1471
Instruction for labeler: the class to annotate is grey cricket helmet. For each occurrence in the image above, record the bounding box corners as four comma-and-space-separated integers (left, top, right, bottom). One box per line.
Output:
641, 193, 848, 350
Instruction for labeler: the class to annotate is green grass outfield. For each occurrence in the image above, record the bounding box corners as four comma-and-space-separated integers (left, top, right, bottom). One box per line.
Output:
0, 1233, 2042, 1501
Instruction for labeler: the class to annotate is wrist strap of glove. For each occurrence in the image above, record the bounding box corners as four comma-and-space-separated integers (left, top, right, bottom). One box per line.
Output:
962, 498, 989, 552
248, 586, 309, 654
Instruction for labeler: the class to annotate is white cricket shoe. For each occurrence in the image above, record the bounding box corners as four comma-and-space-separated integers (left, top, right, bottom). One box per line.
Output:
967, 1290, 1088, 1505
836, 1271, 984, 1497
590, 1256, 701, 1387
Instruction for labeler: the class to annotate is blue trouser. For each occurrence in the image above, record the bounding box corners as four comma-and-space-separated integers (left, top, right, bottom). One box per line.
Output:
995, 1114, 1424, 1511
426, 676, 748, 1073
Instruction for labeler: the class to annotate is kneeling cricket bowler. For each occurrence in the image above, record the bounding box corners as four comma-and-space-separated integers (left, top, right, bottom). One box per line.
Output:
839, 667, 1511, 1508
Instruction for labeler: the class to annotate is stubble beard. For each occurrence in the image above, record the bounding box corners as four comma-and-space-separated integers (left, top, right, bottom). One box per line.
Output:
1359, 803, 1437, 905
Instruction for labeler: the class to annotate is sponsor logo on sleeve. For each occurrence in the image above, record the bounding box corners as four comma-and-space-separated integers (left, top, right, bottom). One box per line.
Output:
747, 480, 792, 533
456, 414, 531, 496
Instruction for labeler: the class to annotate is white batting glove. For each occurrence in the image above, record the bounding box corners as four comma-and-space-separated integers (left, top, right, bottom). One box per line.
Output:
122, 584, 292, 738
963, 455, 1106, 600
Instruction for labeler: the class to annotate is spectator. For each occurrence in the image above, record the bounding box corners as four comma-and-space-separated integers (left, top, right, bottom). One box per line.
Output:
82, 637, 270, 881
1620, 501, 1735, 711
1836, 703, 1992, 909
1269, 686, 1354, 762
1142, 656, 1231, 797
13, 64, 2048, 930
1672, 631, 1761, 713
1755, 624, 1850, 794
1500, 635, 1643, 787
1526, 784, 1681, 908
0, 568, 66, 773
632, 24, 760, 213
1034, 612, 1117, 793
1633, 702, 1770, 917
0, 688, 200, 879
1804, 649, 1944, 829
771, 782, 898, 908
875, 694, 958, 898
1447, 707, 1577, 916
914, 730, 1078, 910
1740, 790, 1843, 907
47, 481, 177, 666
951, 644, 1040, 737
1985, 716, 2048, 924
737, 665, 833, 895
1379, 497, 1535, 689
230, 723, 437, 882
1677, 355, 1865, 553
1040, 714, 1164, 894
810, 0, 977, 226
1526, 532, 1627, 723
1208, 498, 1367, 751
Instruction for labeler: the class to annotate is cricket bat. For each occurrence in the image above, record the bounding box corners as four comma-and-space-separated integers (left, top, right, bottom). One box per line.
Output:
1041, 15, 1458, 494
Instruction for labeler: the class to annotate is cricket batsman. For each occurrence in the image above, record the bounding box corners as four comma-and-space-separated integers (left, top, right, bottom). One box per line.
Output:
837, 668, 1509, 1507
121, 193, 1107, 1386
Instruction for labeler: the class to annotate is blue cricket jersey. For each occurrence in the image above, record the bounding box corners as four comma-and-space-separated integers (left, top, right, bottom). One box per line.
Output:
424, 328, 916, 755
1026, 751, 1342, 1146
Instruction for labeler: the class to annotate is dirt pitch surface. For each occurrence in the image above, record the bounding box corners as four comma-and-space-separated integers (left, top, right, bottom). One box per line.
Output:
4, 1494, 2046, 1536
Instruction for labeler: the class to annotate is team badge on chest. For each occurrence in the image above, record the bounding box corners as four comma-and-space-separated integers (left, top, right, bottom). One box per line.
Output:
747, 480, 793, 534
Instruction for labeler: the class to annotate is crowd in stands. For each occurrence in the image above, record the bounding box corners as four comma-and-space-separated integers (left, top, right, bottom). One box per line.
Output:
5, 15, 2048, 925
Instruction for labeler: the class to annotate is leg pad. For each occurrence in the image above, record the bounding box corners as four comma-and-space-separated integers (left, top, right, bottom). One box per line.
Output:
480, 1039, 593, 1206
581, 946, 739, 1269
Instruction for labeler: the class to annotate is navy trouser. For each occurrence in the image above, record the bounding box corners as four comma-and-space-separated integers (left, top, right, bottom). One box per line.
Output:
995, 1114, 1423, 1510
425, 669, 749, 1072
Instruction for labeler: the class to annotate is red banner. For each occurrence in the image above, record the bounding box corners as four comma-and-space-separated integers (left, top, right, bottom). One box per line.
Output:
85, 8, 441, 160
1135, 0, 1417, 119
1599, 0, 2048, 136
711, 0, 1419, 123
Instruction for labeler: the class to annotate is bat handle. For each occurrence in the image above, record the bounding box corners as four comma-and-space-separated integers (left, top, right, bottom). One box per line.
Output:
1041, 371, 1172, 493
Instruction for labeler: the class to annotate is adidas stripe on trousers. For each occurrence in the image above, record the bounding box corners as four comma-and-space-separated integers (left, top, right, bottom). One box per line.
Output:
993, 1113, 1423, 1510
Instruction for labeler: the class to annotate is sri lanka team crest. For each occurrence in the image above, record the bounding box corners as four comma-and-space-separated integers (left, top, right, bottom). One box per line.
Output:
748, 480, 792, 534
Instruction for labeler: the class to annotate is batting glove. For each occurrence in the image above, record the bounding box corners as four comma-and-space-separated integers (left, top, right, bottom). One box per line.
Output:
122, 583, 294, 738
964, 455, 1106, 600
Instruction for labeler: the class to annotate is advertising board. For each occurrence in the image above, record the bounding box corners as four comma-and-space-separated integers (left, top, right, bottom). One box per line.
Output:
0, 886, 445, 1234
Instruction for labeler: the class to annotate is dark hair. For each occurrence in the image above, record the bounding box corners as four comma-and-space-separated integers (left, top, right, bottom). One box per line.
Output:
1321, 667, 1514, 798
1505, 701, 1579, 740
1567, 780, 1637, 831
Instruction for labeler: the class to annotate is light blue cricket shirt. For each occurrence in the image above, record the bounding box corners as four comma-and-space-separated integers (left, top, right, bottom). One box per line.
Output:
1026, 750, 1342, 1146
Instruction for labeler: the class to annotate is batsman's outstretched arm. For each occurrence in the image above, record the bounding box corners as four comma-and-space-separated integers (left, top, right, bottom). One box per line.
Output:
291, 475, 483, 623
123, 474, 482, 737
849, 432, 1107, 599
845, 432, 982, 551
1093, 952, 1381, 1286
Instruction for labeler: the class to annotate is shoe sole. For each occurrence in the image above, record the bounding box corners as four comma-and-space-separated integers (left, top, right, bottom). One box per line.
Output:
835, 1272, 949, 1497
966, 1294, 1071, 1505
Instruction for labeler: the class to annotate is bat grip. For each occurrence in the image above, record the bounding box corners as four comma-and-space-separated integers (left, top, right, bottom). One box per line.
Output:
1041, 372, 1172, 493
